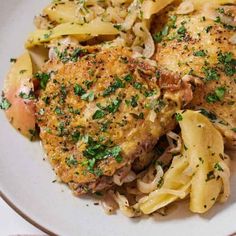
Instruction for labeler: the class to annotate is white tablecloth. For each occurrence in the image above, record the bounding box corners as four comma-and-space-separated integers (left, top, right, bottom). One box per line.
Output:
0, 197, 45, 235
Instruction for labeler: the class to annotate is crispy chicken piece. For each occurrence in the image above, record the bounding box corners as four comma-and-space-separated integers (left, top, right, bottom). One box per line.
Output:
154, 4, 236, 148
36, 46, 184, 194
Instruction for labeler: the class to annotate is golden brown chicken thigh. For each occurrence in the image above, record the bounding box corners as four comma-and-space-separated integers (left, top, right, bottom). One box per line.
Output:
36, 46, 185, 194
154, 4, 236, 148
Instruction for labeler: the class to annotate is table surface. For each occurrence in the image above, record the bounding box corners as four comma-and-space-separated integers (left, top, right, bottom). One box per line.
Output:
0, 197, 45, 236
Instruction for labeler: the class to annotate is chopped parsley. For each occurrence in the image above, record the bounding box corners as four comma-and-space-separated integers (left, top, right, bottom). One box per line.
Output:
177, 22, 187, 41
55, 48, 69, 63
206, 171, 215, 182
0, 96, 11, 110
205, 25, 213, 33
124, 74, 133, 82
199, 109, 217, 120
153, 32, 163, 43
217, 8, 225, 14
93, 99, 121, 119
19, 91, 35, 100
54, 106, 64, 115
194, 50, 207, 57
144, 90, 156, 97
145, 99, 166, 112
202, 67, 219, 81
126, 96, 138, 107
35, 72, 50, 90
106, 99, 121, 114
70, 48, 88, 62
57, 122, 66, 137
131, 112, 144, 120
66, 155, 78, 167
43, 31, 52, 39
214, 163, 224, 172
206, 87, 226, 103
69, 107, 80, 115
81, 91, 95, 102
83, 137, 123, 173
38, 108, 45, 115
175, 113, 183, 121
133, 82, 143, 90
156, 70, 160, 79
93, 110, 106, 120
84, 80, 93, 89
55, 47, 88, 63
60, 85, 67, 103
74, 84, 86, 96
93, 168, 103, 177
71, 131, 81, 143
153, 15, 177, 43
103, 78, 125, 97
100, 121, 110, 132
130, 95, 138, 107
214, 16, 221, 23
114, 24, 122, 30
218, 52, 236, 76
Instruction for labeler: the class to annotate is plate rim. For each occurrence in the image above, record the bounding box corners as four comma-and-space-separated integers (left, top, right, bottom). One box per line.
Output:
0, 191, 56, 236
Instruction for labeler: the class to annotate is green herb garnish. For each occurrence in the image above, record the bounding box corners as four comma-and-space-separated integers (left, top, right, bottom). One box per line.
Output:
74, 84, 86, 96
214, 163, 224, 172
81, 91, 95, 102
35, 72, 50, 90
202, 67, 219, 81
66, 155, 78, 167
199, 109, 217, 120
218, 52, 236, 76
93, 110, 106, 120
175, 113, 183, 121
0, 97, 11, 110
19, 91, 35, 100
194, 50, 207, 57
206, 87, 226, 103
103, 78, 125, 97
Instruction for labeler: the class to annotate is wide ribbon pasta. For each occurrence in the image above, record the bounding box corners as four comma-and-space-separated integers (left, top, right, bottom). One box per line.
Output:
179, 110, 230, 213
138, 110, 230, 214
25, 18, 119, 48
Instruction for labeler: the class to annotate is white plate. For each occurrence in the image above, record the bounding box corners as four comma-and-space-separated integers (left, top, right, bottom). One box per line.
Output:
0, 1, 236, 236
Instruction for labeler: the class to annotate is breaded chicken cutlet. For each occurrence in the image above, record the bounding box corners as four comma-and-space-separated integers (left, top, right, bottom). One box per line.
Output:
36, 46, 186, 195
153, 4, 236, 148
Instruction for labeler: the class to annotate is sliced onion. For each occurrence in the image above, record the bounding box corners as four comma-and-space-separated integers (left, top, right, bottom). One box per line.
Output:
112, 192, 137, 217
122, 0, 141, 31
137, 165, 164, 194
176, 1, 195, 15
167, 131, 182, 154
113, 171, 136, 186
201, 3, 218, 20
101, 190, 119, 215
132, 22, 155, 58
